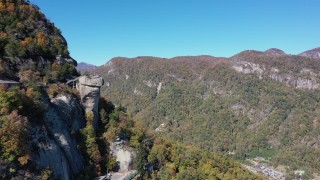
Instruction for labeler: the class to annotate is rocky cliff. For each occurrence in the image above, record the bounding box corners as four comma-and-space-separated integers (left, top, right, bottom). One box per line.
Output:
0, 1, 103, 179
232, 61, 320, 90
30, 76, 105, 179
32, 94, 86, 179
76, 75, 104, 128
230, 49, 320, 90
110, 140, 136, 171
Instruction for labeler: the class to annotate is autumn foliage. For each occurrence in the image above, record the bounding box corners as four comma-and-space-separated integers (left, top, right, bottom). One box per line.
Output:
0, 110, 29, 163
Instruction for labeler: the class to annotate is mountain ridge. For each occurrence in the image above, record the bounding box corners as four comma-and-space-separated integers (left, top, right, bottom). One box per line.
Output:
299, 47, 320, 59
0, 1, 263, 179
97, 49, 320, 177
76, 62, 96, 73
99, 47, 319, 66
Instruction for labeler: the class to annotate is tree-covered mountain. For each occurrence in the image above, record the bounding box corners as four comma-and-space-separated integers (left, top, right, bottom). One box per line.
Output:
0, 0, 261, 179
299, 47, 320, 59
0, 0, 78, 82
97, 50, 320, 177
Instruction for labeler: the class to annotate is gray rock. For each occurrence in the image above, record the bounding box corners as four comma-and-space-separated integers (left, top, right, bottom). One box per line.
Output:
232, 61, 320, 90
110, 140, 136, 171
76, 75, 104, 128
34, 127, 70, 180
35, 95, 86, 179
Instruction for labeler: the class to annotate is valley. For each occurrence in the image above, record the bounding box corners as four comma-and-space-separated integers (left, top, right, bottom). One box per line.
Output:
0, 0, 319, 179
96, 50, 320, 179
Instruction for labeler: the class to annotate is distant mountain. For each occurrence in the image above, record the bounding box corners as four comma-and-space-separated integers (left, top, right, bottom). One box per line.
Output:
264, 48, 286, 56
299, 47, 320, 59
97, 48, 320, 176
232, 48, 287, 61
76, 62, 96, 72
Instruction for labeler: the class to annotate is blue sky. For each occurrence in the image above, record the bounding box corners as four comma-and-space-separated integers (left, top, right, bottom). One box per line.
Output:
30, 0, 320, 66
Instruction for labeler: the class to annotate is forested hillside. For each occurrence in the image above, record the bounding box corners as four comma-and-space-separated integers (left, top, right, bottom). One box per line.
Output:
82, 104, 262, 179
0, 0, 79, 179
0, 0, 78, 82
0, 0, 261, 179
97, 53, 320, 177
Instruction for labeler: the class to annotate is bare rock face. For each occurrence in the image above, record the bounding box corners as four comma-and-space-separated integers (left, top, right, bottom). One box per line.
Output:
232, 61, 320, 90
76, 75, 104, 128
33, 95, 86, 179
110, 140, 136, 171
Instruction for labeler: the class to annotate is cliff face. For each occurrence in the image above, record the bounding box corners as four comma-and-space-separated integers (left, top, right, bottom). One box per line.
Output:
76, 76, 104, 128
32, 95, 86, 179
232, 61, 320, 90
230, 49, 320, 90
30, 76, 105, 179
110, 140, 136, 171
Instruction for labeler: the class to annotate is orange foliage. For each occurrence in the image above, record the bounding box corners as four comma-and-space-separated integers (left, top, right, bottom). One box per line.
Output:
19, 4, 33, 15
0, 2, 5, 10
18, 70, 41, 84
46, 84, 59, 97
51, 61, 61, 70
0, 110, 29, 162
21, 37, 32, 47
0, 31, 8, 38
18, 153, 30, 166
36, 32, 46, 47
6, 3, 15, 13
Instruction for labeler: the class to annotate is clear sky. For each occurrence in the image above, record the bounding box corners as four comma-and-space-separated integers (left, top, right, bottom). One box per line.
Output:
30, 0, 320, 66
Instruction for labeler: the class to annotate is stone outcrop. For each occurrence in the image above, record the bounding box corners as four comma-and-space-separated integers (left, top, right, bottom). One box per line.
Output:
76, 75, 104, 128
110, 140, 136, 171
32, 76, 104, 179
232, 61, 320, 90
33, 95, 86, 179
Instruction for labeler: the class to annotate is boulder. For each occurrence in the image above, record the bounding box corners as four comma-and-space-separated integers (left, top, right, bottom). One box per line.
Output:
110, 140, 136, 171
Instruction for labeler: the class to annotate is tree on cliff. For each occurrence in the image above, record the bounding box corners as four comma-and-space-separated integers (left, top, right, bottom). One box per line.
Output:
0, 110, 29, 165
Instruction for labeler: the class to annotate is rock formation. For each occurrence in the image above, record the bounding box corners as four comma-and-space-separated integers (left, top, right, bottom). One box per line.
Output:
76, 75, 104, 128
110, 140, 136, 171
34, 95, 86, 179
232, 61, 320, 90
